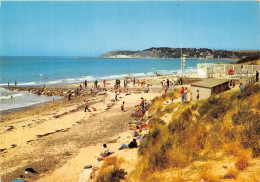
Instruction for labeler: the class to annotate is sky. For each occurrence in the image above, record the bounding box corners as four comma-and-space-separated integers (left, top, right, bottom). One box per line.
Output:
0, 1, 259, 56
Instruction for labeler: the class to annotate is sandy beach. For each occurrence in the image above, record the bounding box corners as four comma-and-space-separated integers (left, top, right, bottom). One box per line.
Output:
1, 76, 181, 182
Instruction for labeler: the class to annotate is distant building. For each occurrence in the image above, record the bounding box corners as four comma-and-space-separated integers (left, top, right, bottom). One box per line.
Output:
190, 79, 230, 100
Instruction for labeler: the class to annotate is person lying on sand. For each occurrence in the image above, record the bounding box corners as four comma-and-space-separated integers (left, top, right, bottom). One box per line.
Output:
131, 105, 144, 117
118, 139, 138, 150
125, 89, 131, 96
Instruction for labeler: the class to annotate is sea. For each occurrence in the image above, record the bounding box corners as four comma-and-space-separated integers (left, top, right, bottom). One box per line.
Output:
0, 56, 235, 112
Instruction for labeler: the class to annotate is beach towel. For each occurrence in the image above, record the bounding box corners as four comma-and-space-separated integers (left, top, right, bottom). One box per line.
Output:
11, 180, 24, 182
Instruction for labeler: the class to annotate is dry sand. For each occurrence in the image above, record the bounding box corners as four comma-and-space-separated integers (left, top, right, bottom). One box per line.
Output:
0, 81, 161, 182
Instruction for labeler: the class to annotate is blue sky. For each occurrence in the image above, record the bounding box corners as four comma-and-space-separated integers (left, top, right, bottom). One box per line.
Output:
0, 1, 259, 56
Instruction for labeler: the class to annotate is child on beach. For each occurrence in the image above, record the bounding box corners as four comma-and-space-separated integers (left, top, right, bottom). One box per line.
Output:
121, 101, 125, 112
103, 80, 106, 87
180, 87, 184, 103
196, 90, 200, 101
84, 100, 91, 112
184, 87, 188, 101
115, 91, 118, 101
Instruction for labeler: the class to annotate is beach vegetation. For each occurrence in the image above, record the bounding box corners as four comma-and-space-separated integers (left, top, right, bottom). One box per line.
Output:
96, 157, 127, 182
223, 168, 238, 179
130, 83, 260, 181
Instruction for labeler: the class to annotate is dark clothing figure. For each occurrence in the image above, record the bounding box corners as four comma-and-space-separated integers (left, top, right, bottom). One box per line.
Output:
15, 81, 17, 86
85, 106, 91, 112
167, 79, 170, 87
179, 78, 183, 85
196, 90, 199, 101
256, 71, 259, 82
128, 140, 138, 148
84, 80, 87, 87
68, 93, 72, 100
118, 139, 137, 150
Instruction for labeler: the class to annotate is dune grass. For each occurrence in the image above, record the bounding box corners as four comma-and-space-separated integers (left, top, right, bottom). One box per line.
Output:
130, 84, 260, 181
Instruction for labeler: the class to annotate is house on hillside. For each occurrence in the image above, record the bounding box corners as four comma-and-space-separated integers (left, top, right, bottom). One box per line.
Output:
190, 79, 230, 100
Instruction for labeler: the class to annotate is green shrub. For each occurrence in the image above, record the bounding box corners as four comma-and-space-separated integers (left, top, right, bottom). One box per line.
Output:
240, 114, 260, 148
149, 118, 166, 126
191, 103, 198, 110
164, 104, 176, 113
198, 101, 212, 117
168, 109, 192, 134
97, 168, 127, 182
232, 110, 254, 125
252, 140, 260, 158
139, 136, 151, 155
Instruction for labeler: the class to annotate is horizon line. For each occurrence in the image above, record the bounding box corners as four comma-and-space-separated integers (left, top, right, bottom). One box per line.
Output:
1, 0, 259, 2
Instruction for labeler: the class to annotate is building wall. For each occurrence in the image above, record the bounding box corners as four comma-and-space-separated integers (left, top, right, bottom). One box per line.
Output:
212, 82, 230, 94
191, 86, 212, 100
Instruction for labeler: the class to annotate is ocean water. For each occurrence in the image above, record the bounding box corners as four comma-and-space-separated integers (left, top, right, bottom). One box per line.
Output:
0, 88, 62, 113
0, 56, 235, 86
0, 56, 235, 112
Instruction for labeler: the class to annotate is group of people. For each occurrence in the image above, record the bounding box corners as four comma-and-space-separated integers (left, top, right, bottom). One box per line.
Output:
131, 97, 150, 117
180, 87, 198, 102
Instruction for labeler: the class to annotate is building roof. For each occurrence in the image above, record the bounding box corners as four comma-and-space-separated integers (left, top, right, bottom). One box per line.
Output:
191, 79, 230, 88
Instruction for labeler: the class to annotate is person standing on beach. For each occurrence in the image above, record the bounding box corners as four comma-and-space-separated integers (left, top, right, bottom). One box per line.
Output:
103, 80, 106, 87
121, 101, 125, 112
84, 100, 91, 112
84, 80, 87, 87
161, 81, 164, 89
94, 80, 98, 89
115, 91, 118, 101
239, 83, 245, 91
179, 78, 183, 85
141, 97, 145, 110
68, 92, 72, 100
184, 87, 188, 101
256, 71, 259, 82
196, 90, 200, 101
180, 87, 184, 103
124, 80, 127, 88
90, 88, 93, 97
167, 79, 170, 88
15, 81, 17, 86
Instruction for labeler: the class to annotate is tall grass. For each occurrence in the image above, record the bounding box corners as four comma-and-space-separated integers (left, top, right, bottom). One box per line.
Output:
131, 84, 260, 181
